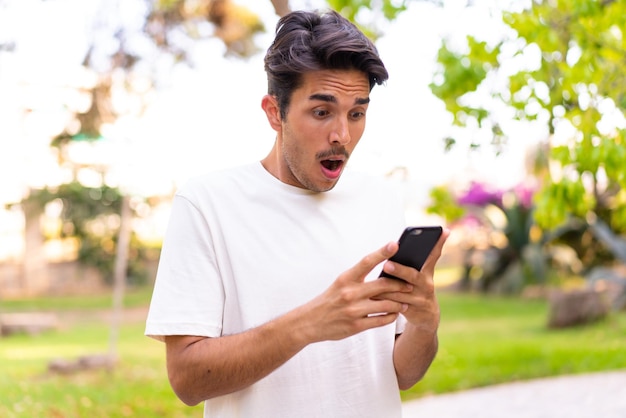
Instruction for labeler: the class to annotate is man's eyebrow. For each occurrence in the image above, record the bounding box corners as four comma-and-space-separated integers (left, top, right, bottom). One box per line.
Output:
309, 94, 370, 105
309, 93, 336, 103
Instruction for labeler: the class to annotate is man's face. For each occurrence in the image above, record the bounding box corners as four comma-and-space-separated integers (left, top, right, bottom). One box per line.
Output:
264, 69, 371, 192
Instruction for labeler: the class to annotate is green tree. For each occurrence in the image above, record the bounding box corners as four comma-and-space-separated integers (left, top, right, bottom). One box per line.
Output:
429, 0, 626, 266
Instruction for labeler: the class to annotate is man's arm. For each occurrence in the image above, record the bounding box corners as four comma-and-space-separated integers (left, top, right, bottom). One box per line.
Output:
165, 310, 309, 405
392, 317, 439, 390
164, 242, 413, 406
383, 228, 449, 390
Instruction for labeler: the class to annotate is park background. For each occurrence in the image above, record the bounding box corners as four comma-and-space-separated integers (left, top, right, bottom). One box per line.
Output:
1, 0, 626, 417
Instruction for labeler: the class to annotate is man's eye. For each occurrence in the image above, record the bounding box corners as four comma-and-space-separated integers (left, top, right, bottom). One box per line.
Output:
313, 109, 329, 117
351, 111, 365, 120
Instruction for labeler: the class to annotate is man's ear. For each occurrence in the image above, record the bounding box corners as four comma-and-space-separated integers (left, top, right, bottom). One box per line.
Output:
261, 95, 282, 132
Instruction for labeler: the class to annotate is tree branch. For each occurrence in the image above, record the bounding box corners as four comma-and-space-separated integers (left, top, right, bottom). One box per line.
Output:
270, 0, 290, 17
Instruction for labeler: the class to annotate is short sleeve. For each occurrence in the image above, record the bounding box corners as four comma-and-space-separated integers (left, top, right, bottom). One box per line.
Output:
145, 194, 225, 341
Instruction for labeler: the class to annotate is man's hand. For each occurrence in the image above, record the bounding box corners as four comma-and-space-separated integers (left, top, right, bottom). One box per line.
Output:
378, 228, 449, 329
377, 228, 450, 390
294, 241, 416, 343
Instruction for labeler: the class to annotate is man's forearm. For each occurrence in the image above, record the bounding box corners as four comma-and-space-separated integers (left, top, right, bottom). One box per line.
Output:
165, 309, 311, 406
393, 323, 439, 390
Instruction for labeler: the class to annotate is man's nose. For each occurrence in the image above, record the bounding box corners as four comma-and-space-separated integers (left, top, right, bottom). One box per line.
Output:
329, 119, 350, 145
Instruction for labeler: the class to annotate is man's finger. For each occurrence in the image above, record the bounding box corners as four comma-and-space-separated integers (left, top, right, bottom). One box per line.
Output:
420, 228, 450, 274
347, 241, 398, 282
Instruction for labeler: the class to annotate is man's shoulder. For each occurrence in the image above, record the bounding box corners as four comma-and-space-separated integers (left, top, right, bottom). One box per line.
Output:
339, 169, 401, 194
179, 163, 260, 192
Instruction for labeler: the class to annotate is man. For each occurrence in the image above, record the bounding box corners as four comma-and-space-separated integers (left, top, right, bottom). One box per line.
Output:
146, 9, 449, 418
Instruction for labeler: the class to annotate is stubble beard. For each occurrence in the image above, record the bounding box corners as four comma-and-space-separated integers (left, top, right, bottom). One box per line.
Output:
282, 142, 339, 193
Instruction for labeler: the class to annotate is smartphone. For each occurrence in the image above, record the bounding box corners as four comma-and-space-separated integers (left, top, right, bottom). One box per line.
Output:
380, 226, 443, 280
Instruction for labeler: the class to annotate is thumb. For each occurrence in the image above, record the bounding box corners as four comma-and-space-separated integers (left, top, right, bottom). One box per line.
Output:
348, 241, 398, 282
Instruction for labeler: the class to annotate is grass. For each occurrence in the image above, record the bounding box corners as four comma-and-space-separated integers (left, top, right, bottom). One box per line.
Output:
403, 292, 626, 400
1, 287, 625, 416
0, 286, 154, 312
0, 288, 202, 418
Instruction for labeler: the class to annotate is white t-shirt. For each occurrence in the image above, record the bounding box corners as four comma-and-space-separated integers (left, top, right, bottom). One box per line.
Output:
146, 162, 408, 417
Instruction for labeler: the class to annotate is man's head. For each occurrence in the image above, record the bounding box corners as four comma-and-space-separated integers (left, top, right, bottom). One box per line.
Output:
264, 9, 388, 120
261, 10, 388, 193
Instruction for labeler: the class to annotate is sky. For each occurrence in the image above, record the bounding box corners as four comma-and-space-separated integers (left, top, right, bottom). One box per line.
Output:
0, 0, 543, 213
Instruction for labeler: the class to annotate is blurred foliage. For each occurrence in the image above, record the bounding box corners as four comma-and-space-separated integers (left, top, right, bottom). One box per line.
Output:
149, 0, 266, 59
154, 0, 450, 54
23, 183, 156, 285
50, 83, 116, 147
429, 181, 545, 292
429, 0, 626, 236
428, 185, 466, 221
327, 0, 410, 39
429, 0, 626, 283
328, 0, 409, 21
430, 37, 498, 133
148, 0, 426, 60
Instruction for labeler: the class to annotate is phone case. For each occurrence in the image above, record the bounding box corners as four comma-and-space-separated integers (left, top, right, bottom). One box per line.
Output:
380, 226, 442, 280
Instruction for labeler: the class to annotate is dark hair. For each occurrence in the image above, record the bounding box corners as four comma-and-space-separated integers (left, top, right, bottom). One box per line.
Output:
264, 9, 388, 119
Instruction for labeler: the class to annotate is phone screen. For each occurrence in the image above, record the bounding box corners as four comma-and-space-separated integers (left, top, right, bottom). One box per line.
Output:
380, 226, 442, 280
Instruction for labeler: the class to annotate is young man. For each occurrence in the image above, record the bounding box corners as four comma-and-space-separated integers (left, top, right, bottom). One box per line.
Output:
146, 9, 449, 417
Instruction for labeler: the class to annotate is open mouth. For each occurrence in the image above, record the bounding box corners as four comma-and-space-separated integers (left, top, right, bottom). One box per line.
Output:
320, 158, 345, 180
321, 159, 344, 171
318, 148, 349, 180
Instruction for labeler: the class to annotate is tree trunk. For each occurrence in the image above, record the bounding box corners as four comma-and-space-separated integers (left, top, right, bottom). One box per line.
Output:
270, 0, 290, 17
108, 195, 132, 359
22, 198, 48, 295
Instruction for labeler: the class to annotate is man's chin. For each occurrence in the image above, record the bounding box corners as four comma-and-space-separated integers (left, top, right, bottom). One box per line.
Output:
314, 178, 341, 192
301, 178, 339, 193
